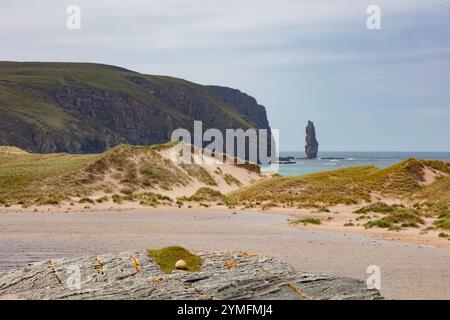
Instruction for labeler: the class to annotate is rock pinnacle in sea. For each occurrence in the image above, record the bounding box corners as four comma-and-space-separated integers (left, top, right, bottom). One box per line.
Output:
305, 121, 319, 159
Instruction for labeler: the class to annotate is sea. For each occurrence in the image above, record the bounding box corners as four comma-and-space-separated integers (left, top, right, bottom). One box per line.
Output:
263, 151, 450, 176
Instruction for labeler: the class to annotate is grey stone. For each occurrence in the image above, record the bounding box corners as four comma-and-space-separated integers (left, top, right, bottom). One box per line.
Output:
305, 120, 319, 159
0, 250, 381, 300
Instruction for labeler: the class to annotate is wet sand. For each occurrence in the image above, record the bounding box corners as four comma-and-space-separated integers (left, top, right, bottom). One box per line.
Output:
1, 208, 449, 299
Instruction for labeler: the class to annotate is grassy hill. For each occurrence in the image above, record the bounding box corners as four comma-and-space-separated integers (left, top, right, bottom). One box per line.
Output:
228, 159, 450, 232
229, 158, 450, 208
414, 173, 450, 211
0, 142, 261, 207
0, 61, 271, 154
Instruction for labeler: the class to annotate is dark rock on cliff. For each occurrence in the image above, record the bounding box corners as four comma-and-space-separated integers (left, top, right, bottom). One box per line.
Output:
207, 85, 274, 161
305, 120, 319, 159
0, 62, 272, 157
207, 86, 270, 130
0, 250, 381, 300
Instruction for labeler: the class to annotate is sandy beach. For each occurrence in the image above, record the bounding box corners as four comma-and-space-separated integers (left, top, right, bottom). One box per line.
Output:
1, 208, 449, 300
266, 204, 450, 249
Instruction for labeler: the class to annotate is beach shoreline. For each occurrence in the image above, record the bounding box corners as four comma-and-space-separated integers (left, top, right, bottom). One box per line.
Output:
2, 203, 449, 249
1, 207, 450, 299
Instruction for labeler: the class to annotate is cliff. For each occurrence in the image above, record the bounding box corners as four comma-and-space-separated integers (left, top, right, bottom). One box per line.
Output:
0, 62, 272, 154
207, 85, 270, 130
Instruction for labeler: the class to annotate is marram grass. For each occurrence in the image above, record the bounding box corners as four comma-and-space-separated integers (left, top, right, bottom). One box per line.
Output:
229, 158, 450, 209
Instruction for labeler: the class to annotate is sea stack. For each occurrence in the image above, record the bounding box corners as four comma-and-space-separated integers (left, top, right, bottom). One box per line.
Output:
305, 121, 319, 159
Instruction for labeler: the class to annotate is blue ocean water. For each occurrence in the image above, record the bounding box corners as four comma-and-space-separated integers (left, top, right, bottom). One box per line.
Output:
264, 151, 450, 176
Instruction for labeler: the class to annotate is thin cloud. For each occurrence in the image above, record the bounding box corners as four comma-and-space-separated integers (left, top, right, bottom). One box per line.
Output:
417, 107, 450, 116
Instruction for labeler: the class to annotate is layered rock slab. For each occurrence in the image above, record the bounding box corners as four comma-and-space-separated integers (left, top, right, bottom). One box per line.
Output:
0, 251, 381, 300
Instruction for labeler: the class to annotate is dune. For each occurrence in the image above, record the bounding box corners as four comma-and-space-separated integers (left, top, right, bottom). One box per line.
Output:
0, 141, 262, 211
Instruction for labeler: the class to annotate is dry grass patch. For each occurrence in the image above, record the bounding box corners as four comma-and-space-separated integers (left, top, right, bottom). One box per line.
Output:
223, 173, 242, 186
433, 211, 450, 231
354, 202, 405, 214
289, 218, 322, 226
178, 187, 225, 203
364, 208, 425, 230
180, 164, 217, 186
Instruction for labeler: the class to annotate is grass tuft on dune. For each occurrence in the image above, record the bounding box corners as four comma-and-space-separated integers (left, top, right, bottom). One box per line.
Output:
364, 208, 425, 230
179, 187, 225, 203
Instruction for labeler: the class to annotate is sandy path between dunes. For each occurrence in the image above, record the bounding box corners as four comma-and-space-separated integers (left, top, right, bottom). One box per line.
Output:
0, 209, 449, 300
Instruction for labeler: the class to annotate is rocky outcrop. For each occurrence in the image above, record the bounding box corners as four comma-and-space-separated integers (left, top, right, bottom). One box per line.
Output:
207, 86, 271, 130
0, 250, 381, 300
305, 121, 319, 159
207, 85, 274, 161
0, 62, 272, 157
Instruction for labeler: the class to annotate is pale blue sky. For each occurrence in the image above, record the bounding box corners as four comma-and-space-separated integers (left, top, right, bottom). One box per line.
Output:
1, 0, 449, 151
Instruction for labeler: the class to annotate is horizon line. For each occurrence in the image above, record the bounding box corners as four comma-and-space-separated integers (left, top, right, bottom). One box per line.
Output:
280, 150, 450, 153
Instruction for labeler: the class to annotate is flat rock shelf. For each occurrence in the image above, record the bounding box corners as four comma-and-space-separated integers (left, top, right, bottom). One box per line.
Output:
0, 250, 381, 300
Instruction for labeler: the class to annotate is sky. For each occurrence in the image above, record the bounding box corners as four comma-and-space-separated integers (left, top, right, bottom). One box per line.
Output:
1, 0, 449, 151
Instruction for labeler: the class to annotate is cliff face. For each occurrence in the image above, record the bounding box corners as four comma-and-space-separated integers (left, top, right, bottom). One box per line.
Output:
0, 62, 272, 155
207, 85, 274, 160
207, 85, 270, 130
305, 121, 319, 159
